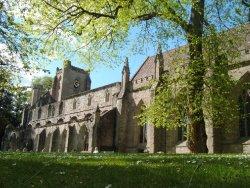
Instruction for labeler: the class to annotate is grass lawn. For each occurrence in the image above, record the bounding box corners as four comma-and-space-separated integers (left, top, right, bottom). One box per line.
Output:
0, 152, 249, 188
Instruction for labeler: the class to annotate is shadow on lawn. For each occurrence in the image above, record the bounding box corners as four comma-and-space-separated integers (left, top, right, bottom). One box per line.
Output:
0, 152, 249, 188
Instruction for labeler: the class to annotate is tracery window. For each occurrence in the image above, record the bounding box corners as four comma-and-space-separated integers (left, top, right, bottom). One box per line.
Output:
59, 102, 63, 115
48, 105, 55, 117
73, 99, 77, 110
177, 126, 187, 142
139, 125, 147, 144
87, 95, 92, 106
239, 90, 250, 137
28, 110, 33, 122
105, 90, 110, 102
38, 108, 42, 119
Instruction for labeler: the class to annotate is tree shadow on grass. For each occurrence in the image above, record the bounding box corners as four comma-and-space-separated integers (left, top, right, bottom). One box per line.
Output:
0, 153, 249, 188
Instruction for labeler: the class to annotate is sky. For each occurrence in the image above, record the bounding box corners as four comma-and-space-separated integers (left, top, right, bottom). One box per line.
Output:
21, 45, 158, 89
21, 25, 186, 89
18, 1, 248, 90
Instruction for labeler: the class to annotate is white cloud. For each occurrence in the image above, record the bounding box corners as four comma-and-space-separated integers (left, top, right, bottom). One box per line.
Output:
20, 69, 49, 87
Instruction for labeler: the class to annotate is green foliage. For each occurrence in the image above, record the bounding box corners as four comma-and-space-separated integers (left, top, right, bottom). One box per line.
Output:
18, 0, 249, 152
0, 152, 249, 187
0, 1, 48, 73
139, 26, 244, 131
20, 0, 244, 66
0, 88, 30, 127
0, 87, 30, 149
138, 59, 189, 130
63, 60, 71, 68
32, 76, 53, 94
202, 27, 243, 129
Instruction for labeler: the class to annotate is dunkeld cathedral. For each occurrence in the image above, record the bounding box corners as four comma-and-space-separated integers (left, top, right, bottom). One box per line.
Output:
2, 25, 250, 154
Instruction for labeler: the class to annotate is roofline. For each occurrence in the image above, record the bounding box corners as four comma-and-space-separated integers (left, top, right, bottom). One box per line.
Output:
131, 56, 154, 81
65, 82, 121, 99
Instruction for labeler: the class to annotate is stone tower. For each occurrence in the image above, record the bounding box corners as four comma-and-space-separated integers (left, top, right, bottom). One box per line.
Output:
51, 60, 91, 101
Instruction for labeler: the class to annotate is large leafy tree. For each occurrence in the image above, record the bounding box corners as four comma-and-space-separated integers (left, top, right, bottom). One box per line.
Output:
0, 85, 30, 150
32, 76, 53, 94
0, 0, 52, 93
0, 0, 47, 148
24, 0, 248, 153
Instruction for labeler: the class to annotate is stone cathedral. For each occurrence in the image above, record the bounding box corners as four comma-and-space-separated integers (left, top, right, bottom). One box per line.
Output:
3, 26, 250, 154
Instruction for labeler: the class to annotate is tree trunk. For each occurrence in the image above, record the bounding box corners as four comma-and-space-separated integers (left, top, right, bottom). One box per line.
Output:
186, 0, 208, 153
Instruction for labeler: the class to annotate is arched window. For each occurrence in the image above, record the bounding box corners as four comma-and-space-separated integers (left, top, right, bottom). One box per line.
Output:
87, 95, 92, 106
239, 90, 250, 137
51, 105, 55, 116
38, 108, 42, 119
48, 105, 54, 117
28, 110, 33, 122
139, 125, 147, 144
177, 126, 187, 142
105, 90, 110, 102
59, 102, 63, 115
73, 99, 77, 109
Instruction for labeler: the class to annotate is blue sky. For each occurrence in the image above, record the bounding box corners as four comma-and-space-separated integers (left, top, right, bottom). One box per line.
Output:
46, 46, 157, 89
22, 45, 158, 89
22, 35, 184, 89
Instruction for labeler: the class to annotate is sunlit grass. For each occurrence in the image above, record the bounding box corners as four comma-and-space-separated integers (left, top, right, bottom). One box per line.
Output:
0, 152, 249, 187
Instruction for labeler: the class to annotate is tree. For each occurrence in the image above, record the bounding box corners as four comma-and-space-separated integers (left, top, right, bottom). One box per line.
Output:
32, 76, 53, 94
0, 85, 30, 150
24, 0, 247, 153
0, 0, 52, 94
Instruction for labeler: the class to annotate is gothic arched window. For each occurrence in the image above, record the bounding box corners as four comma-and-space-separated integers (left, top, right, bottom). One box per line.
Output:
38, 108, 42, 119
28, 110, 33, 122
73, 99, 77, 109
51, 105, 55, 116
87, 95, 92, 106
48, 105, 54, 117
239, 90, 250, 137
105, 90, 110, 102
59, 102, 63, 115
139, 125, 147, 144
177, 126, 187, 142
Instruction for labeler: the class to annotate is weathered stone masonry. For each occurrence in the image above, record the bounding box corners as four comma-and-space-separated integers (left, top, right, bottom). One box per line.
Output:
3, 26, 250, 153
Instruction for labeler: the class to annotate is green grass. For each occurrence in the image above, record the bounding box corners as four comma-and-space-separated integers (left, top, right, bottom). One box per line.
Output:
0, 152, 249, 188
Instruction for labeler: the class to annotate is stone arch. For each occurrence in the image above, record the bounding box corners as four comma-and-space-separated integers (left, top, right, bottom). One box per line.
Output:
38, 129, 46, 151
60, 129, 67, 152
84, 113, 93, 122
233, 71, 250, 139
26, 138, 34, 151
239, 89, 250, 137
98, 109, 116, 151
101, 110, 108, 116
45, 121, 52, 126
57, 118, 64, 124
67, 126, 77, 152
136, 100, 147, 146
77, 125, 89, 151
45, 132, 52, 152
70, 116, 78, 122
51, 128, 60, 152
